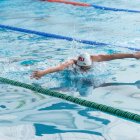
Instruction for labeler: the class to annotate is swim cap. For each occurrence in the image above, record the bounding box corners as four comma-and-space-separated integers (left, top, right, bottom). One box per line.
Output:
77, 53, 92, 67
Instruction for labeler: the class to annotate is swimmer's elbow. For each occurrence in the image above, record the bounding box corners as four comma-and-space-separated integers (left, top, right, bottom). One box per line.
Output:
58, 65, 67, 71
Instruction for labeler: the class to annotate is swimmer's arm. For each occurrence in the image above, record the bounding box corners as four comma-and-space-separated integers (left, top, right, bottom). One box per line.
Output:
43, 59, 75, 73
91, 53, 140, 62
31, 59, 75, 79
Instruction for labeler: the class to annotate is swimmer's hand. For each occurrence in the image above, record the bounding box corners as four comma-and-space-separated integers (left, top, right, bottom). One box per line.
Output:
30, 71, 44, 80
133, 52, 140, 59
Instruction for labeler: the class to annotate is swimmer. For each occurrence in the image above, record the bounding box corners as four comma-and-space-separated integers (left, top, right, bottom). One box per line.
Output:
31, 52, 140, 80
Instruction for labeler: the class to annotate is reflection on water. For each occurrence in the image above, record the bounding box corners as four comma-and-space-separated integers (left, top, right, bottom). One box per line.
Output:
49, 68, 111, 97
101, 80, 140, 89
34, 123, 102, 136
22, 101, 110, 137
39, 102, 110, 125
0, 85, 110, 139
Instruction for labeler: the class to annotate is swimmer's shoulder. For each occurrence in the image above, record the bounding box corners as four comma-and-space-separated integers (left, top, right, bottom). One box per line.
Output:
91, 55, 101, 62
61, 59, 77, 70
66, 59, 77, 65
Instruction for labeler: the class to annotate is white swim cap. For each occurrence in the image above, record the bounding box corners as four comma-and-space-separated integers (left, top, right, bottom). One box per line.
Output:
77, 53, 92, 67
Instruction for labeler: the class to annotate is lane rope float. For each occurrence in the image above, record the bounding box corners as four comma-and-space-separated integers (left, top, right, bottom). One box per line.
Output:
47, 0, 90, 7
43, 0, 140, 13
0, 77, 140, 124
0, 24, 140, 51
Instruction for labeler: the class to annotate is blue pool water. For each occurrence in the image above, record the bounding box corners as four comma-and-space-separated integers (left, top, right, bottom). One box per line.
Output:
0, 0, 140, 139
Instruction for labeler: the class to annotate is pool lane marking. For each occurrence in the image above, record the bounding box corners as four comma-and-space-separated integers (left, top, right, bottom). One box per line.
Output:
42, 0, 140, 13
0, 24, 140, 51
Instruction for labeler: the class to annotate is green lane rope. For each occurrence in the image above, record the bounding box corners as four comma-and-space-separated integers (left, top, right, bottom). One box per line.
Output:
0, 77, 140, 123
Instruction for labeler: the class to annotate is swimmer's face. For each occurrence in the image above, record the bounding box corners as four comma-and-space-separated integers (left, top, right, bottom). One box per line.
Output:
79, 66, 91, 71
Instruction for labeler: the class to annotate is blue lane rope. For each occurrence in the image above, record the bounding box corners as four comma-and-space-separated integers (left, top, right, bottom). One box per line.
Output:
0, 24, 140, 51
92, 4, 140, 13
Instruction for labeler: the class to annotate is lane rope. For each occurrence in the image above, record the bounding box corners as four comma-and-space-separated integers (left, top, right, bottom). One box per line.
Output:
46, 0, 90, 6
0, 24, 140, 51
44, 0, 140, 13
0, 76, 140, 123
91, 4, 140, 13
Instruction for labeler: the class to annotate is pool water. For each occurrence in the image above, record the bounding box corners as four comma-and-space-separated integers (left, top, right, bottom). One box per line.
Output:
0, 0, 140, 139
